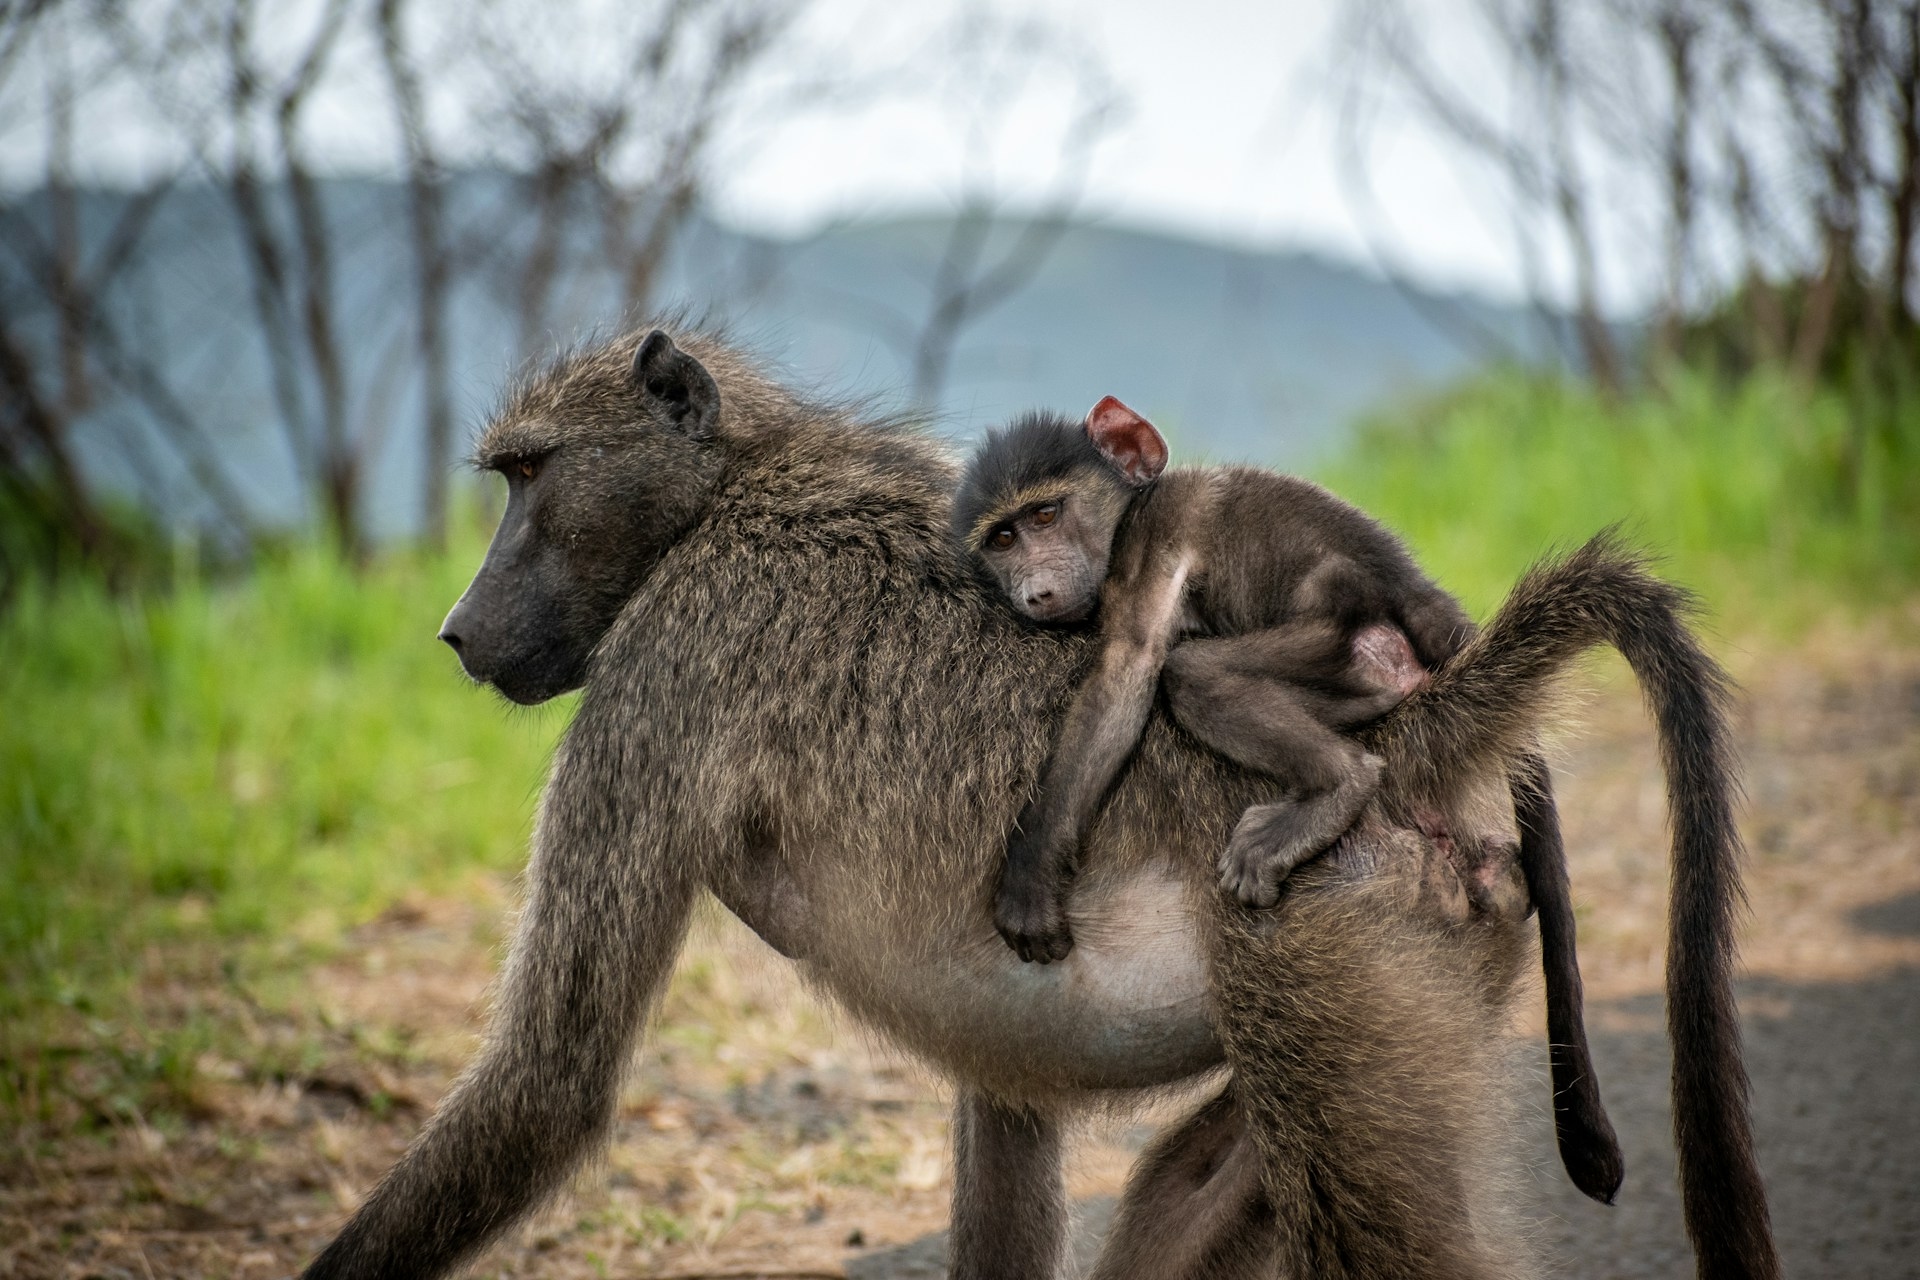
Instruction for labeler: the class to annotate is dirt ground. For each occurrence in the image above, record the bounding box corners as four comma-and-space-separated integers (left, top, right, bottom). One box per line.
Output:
5, 619, 1917, 1279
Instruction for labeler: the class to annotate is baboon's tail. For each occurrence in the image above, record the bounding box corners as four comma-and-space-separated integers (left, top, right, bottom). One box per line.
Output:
1375, 530, 1779, 1280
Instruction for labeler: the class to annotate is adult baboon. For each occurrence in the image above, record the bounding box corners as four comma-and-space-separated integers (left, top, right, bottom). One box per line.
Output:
302, 328, 1774, 1280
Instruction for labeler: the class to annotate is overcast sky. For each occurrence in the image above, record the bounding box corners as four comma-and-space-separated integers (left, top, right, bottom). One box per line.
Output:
714, 0, 1537, 302
1, 0, 1644, 310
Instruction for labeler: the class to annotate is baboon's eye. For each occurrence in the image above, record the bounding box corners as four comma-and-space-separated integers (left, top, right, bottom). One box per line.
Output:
990, 527, 1017, 549
517, 459, 538, 480
1031, 504, 1059, 526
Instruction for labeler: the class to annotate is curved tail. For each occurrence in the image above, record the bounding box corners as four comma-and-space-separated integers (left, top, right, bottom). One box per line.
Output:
1375, 530, 1779, 1280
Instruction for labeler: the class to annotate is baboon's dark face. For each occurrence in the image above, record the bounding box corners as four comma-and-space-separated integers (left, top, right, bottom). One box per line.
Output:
440, 331, 724, 705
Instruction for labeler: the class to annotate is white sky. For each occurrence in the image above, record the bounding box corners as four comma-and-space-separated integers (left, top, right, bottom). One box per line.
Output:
710, 0, 1549, 303
1, 0, 1655, 310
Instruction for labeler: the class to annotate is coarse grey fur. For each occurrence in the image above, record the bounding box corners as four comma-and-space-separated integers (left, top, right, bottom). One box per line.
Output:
301, 327, 1772, 1280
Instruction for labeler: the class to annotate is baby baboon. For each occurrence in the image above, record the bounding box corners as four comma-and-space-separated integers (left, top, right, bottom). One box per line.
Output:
301, 328, 1773, 1280
953, 397, 1470, 943
955, 398, 1623, 1202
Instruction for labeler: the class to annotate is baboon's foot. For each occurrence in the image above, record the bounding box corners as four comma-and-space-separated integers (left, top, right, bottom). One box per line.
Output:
1219, 755, 1385, 909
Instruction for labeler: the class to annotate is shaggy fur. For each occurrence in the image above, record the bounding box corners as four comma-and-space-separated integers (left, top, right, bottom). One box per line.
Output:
301, 329, 1773, 1280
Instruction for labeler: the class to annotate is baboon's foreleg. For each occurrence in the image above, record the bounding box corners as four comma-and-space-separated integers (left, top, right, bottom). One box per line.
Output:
949, 1091, 1067, 1280
1086, 1084, 1277, 1280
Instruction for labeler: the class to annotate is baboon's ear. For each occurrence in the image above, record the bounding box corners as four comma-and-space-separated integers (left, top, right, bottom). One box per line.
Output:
632, 330, 720, 442
1085, 396, 1168, 485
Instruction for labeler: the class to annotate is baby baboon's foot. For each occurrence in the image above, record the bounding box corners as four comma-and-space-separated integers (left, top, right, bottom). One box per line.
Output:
1218, 802, 1332, 910
1220, 756, 1385, 908
993, 865, 1075, 964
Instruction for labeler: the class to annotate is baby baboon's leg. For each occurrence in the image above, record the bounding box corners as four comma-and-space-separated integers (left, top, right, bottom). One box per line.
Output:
1171, 621, 1411, 729
1218, 748, 1382, 910
1086, 1084, 1277, 1280
1164, 635, 1386, 909
949, 1091, 1067, 1280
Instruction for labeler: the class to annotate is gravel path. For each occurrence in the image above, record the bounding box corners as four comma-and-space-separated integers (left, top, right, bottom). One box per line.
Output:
10, 630, 1913, 1279
851, 940, 1920, 1278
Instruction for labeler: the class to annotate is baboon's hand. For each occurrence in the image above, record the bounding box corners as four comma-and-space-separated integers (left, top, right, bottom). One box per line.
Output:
994, 839, 1075, 964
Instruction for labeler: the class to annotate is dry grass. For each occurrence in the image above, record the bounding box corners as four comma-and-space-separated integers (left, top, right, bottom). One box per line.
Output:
4, 617, 1916, 1279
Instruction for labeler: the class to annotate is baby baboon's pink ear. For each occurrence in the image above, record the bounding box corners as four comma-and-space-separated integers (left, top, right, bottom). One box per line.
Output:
1085, 396, 1169, 485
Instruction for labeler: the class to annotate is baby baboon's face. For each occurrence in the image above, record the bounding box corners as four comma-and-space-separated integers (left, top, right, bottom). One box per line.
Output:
976, 492, 1112, 625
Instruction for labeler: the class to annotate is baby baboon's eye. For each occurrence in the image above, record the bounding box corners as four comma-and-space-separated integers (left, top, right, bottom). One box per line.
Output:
990, 527, 1017, 549
1031, 504, 1058, 526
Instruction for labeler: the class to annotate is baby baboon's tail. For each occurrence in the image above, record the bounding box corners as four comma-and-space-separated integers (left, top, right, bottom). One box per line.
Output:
1375, 530, 1779, 1280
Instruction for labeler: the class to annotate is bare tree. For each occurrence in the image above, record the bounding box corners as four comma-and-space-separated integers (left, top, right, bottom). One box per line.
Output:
1653, 0, 1700, 362
1336, 0, 1920, 405
1333, 0, 1625, 385
0, 0, 258, 579
1786, 0, 1872, 381
1, 0, 810, 569
804, 12, 1119, 410
467, 0, 799, 363
213, 0, 368, 555
375, 0, 455, 549
1891, 2, 1920, 331
1527, 0, 1624, 392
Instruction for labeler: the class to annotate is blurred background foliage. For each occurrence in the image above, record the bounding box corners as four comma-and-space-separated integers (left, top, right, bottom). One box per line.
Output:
3, 0, 1918, 1131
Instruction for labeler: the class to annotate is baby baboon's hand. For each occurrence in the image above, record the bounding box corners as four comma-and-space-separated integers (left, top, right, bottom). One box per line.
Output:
994, 841, 1075, 964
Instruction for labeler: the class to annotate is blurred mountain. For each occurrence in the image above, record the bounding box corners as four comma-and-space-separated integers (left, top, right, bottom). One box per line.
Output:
3, 175, 1547, 536
669, 214, 1542, 463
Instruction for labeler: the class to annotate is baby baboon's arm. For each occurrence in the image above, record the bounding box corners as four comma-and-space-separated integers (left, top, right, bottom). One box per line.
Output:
994, 555, 1193, 963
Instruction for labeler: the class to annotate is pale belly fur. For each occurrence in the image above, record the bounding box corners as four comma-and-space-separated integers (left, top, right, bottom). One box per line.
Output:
719, 857, 1224, 1094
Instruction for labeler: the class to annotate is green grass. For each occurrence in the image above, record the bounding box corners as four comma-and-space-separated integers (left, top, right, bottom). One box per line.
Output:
1318, 367, 1920, 628
1, 527, 569, 1117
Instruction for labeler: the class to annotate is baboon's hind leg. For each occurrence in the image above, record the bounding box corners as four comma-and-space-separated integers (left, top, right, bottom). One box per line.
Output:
1216, 840, 1537, 1280
1086, 1083, 1277, 1280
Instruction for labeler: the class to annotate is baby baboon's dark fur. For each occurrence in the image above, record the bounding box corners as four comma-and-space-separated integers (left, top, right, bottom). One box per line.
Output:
301, 328, 1773, 1280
